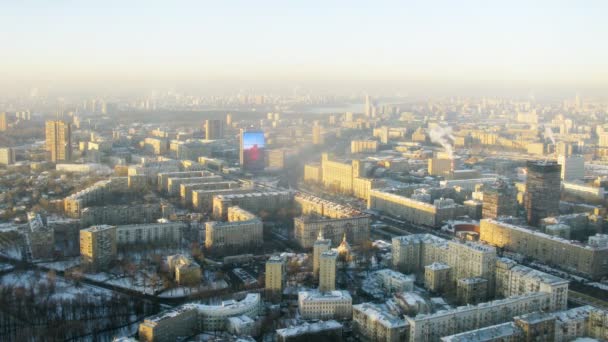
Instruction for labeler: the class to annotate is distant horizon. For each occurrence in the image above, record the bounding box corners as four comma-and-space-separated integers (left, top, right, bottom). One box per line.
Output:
2, 0, 607, 94
1, 79, 606, 99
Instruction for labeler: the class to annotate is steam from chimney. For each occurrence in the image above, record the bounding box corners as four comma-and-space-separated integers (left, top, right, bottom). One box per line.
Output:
429, 125, 455, 159
544, 126, 556, 146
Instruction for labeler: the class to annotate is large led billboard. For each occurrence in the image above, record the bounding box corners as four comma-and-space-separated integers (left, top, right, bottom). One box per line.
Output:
241, 131, 265, 170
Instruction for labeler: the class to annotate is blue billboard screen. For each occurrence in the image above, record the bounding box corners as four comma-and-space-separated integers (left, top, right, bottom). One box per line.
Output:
242, 132, 265, 170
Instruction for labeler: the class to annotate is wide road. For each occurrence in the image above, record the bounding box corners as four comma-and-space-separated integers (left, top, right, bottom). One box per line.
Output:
568, 290, 608, 310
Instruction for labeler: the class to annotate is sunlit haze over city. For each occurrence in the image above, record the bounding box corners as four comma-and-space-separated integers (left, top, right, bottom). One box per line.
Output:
1, 1, 608, 342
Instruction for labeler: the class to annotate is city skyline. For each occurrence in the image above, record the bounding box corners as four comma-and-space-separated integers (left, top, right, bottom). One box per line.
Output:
2, 2, 608, 341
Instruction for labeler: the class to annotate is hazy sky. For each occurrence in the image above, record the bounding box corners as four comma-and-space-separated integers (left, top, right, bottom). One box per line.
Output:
1, 0, 607, 85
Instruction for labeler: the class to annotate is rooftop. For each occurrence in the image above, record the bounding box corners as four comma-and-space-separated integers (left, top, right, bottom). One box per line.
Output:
426, 262, 450, 271
298, 290, 352, 302
393, 234, 449, 248
354, 303, 407, 328
276, 320, 342, 337
184, 293, 260, 314
441, 322, 519, 342
483, 219, 608, 251
81, 224, 115, 232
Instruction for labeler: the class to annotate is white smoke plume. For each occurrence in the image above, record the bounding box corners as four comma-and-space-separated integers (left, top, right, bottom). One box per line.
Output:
429, 125, 455, 159
544, 127, 556, 145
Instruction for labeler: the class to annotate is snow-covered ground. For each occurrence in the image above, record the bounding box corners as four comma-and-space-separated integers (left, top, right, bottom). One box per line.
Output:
1, 270, 114, 302
157, 280, 229, 298
0, 262, 14, 272
588, 282, 608, 291
0, 244, 22, 260
83, 270, 163, 295
39, 257, 81, 271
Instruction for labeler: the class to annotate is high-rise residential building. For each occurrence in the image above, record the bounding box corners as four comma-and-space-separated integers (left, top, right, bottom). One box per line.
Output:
312, 122, 323, 145
379, 125, 390, 144
351, 140, 378, 154
0, 112, 7, 131
204, 119, 224, 140
319, 250, 338, 292
79, 225, 117, 269
557, 155, 585, 181
364, 95, 373, 117
555, 141, 574, 156
313, 231, 331, 277
482, 181, 518, 219
45, 120, 72, 162
226, 113, 232, 126
0, 147, 15, 165
265, 256, 286, 300
525, 161, 561, 225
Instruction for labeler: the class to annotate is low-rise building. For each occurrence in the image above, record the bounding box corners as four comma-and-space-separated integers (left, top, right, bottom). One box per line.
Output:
205, 206, 263, 253
166, 254, 201, 286
116, 221, 185, 246
0, 147, 15, 165
298, 290, 352, 320
138, 305, 198, 342
180, 181, 238, 206
480, 219, 608, 280
353, 303, 407, 342
424, 262, 451, 293
494, 258, 568, 311
405, 292, 552, 342
63, 177, 128, 218
294, 193, 370, 248
441, 305, 608, 342
226, 315, 258, 337
362, 269, 415, 298
167, 175, 223, 196
81, 204, 162, 227
26, 212, 54, 260
212, 190, 293, 220
276, 320, 343, 342
351, 139, 378, 154
188, 293, 261, 331
457, 277, 488, 305
192, 187, 252, 211
369, 190, 464, 227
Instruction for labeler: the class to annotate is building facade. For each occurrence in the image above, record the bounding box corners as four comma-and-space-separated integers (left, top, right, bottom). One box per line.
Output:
369, 190, 464, 228
525, 161, 561, 226
319, 250, 337, 292
205, 206, 263, 253
298, 290, 352, 320
353, 303, 407, 342
80, 225, 117, 269
265, 256, 286, 299
45, 120, 72, 162
480, 219, 608, 280
405, 292, 552, 342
